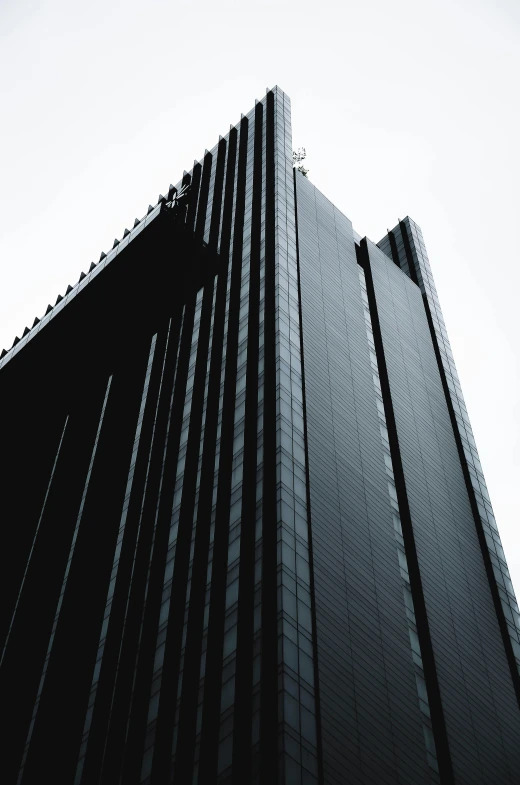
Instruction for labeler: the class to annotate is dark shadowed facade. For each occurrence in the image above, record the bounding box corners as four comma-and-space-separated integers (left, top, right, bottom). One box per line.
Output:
1, 87, 520, 785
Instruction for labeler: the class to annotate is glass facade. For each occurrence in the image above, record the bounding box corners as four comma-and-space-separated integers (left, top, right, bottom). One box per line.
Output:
367, 233, 520, 783
1, 88, 520, 785
379, 219, 520, 680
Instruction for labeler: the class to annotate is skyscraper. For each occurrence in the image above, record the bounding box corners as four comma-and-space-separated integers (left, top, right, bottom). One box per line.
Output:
1, 87, 519, 785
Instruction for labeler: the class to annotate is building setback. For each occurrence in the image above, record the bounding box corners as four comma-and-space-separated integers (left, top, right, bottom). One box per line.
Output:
1, 87, 519, 785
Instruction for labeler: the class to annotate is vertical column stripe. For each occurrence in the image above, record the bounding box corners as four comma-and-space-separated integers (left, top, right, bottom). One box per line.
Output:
186, 164, 202, 234
174, 137, 228, 780
198, 116, 248, 782
140, 289, 201, 782
195, 153, 212, 239
119, 306, 187, 785
398, 221, 420, 286
387, 229, 401, 268
98, 321, 172, 782
260, 90, 278, 783
231, 100, 263, 784
198, 127, 240, 783
146, 151, 214, 783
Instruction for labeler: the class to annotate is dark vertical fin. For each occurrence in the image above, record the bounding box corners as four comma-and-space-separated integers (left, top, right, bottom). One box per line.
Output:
198, 116, 249, 781
195, 152, 213, 239
149, 151, 214, 784
198, 125, 241, 782
398, 221, 420, 286
173, 138, 228, 781
118, 297, 185, 785
260, 89, 279, 785
120, 172, 198, 785
232, 100, 263, 785
99, 321, 174, 784
388, 229, 401, 268
186, 164, 202, 234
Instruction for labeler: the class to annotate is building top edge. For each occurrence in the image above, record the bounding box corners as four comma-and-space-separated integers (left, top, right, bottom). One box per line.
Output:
1, 88, 287, 373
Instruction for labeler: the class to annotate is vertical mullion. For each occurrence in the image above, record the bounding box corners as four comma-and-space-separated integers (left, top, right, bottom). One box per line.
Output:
260, 89, 278, 784
186, 165, 202, 234
388, 229, 401, 268
195, 154, 212, 240
131, 168, 204, 785
198, 117, 248, 782
398, 221, 420, 286
232, 101, 263, 784
147, 153, 213, 783
139, 293, 198, 783
119, 304, 186, 785
150, 150, 215, 781
173, 137, 228, 781
98, 320, 173, 784
198, 126, 239, 783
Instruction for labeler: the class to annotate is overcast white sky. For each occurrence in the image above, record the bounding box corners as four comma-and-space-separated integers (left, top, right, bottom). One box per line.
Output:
1, 0, 519, 594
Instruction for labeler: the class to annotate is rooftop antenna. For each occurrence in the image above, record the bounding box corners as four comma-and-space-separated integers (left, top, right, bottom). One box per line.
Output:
292, 147, 309, 178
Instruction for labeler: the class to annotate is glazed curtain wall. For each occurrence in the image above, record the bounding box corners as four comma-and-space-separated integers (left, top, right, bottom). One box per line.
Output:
295, 173, 440, 785
379, 219, 520, 698
295, 172, 520, 784
368, 236, 520, 783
